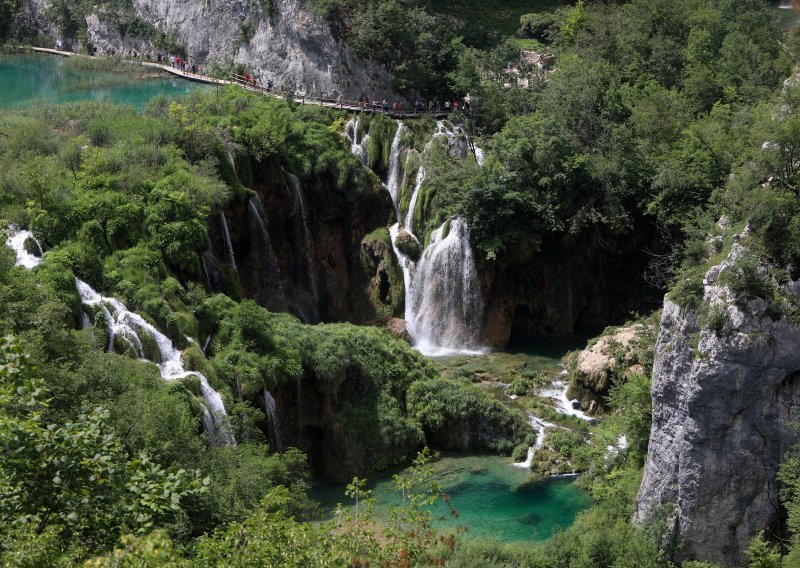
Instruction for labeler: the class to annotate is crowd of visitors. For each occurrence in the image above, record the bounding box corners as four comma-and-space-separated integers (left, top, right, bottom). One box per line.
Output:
357, 93, 470, 114
52, 40, 471, 116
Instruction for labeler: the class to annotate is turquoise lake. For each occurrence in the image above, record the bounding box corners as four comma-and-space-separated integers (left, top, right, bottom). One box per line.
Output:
312, 454, 591, 543
0, 53, 208, 109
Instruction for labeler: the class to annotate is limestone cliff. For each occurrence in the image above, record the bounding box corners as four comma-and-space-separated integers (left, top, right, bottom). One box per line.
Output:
634, 236, 800, 566
24, 0, 393, 99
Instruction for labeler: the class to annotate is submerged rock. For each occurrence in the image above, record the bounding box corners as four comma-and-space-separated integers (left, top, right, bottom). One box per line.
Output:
635, 241, 800, 566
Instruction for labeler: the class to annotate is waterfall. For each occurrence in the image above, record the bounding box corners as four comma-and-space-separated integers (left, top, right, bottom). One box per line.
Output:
474, 146, 485, 166
4, 226, 234, 446
286, 171, 319, 321
226, 148, 237, 175
513, 415, 557, 469
201, 254, 213, 290
263, 389, 283, 452
201, 407, 216, 447
342, 120, 487, 356
397, 219, 485, 356
219, 211, 237, 271
385, 122, 406, 219
75, 278, 236, 446
5, 227, 43, 269
345, 116, 370, 166
540, 371, 594, 422
248, 196, 285, 299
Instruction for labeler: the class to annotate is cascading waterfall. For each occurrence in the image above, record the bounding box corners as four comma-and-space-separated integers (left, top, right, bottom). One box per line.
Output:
248, 196, 285, 299
345, 116, 370, 166
343, 118, 487, 355
263, 389, 283, 452
5, 226, 235, 446
395, 219, 485, 356
514, 415, 557, 469
286, 171, 319, 321
75, 279, 236, 446
404, 122, 451, 233
540, 370, 594, 422
219, 210, 237, 271
5, 227, 43, 269
385, 122, 406, 218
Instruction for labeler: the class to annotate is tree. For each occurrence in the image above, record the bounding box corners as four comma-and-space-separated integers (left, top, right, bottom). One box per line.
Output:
0, 336, 208, 560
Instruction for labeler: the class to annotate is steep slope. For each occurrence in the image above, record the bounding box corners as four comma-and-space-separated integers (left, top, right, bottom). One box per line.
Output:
23, 0, 393, 98
634, 233, 800, 566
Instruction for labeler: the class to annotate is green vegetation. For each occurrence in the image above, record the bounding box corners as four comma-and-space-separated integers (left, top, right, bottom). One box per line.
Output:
0, 84, 536, 564
6, 0, 800, 563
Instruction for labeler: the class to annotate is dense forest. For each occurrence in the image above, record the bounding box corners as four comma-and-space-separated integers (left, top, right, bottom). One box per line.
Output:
4, 0, 800, 566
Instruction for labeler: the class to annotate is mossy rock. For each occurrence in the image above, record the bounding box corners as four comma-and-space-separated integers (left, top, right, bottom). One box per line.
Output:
113, 334, 139, 360
361, 227, 391, 248
138, 331, 162, 364
394, 230, 420, 261
23, 236, 41, 257
180, 374, 202, 397
175, 311, 199, 339
511, 443, 530, 463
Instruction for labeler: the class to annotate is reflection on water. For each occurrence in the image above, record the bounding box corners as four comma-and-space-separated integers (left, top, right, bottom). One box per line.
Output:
0, 54, 208, 109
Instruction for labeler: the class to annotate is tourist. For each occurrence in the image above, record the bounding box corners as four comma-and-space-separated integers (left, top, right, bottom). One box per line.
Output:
453, 100, 459, 111
444, 100, 451, 111
55, 39, 62, 50
382, 99, 389, 111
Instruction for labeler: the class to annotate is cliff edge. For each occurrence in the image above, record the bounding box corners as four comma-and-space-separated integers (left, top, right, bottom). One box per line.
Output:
635, 234, 800, 566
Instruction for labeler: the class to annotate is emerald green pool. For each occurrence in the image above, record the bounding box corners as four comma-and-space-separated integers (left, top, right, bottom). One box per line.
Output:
0, 54, 208, 110
312, 454, 591, 543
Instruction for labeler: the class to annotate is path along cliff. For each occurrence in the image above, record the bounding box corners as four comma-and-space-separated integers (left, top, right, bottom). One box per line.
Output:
21, 0, 394, 99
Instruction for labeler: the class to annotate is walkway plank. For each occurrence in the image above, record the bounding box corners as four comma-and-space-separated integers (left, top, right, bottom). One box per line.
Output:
28, 47, 454, 118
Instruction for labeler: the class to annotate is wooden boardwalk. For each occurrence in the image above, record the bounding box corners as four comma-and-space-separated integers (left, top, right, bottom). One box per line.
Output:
29, 47, 455, 119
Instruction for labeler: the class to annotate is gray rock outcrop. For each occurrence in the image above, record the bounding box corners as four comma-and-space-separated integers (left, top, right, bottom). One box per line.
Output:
635, 240, 800, 566
25, 0, 393, 99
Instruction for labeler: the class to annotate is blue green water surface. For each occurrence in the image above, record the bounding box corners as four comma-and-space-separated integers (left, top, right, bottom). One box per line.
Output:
312, 454, 591, 543
0, 54, 208, 109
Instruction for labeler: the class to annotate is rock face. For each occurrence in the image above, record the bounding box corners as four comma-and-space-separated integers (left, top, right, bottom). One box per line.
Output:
634, 242, 800, 566
565, 323, 653, 414
25, 0, 393, 99
205, 161, 391, 324
480, 225, 659, 345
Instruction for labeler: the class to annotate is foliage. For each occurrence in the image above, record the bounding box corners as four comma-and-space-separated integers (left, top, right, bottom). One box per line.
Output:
408, 377, 528, 454
0, 336, 207, 561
